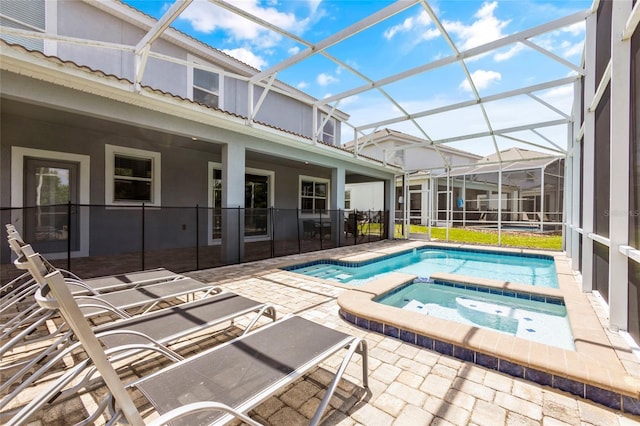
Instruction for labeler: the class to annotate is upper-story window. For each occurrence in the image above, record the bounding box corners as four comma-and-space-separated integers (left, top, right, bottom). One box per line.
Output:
105, 145, 161, 206
193, 68, 220, 108
188, 55, 223, 109
0, 0, 46, 52
321, 113, 336, 145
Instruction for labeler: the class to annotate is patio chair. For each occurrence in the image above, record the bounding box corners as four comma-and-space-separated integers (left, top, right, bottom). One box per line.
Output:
8, 258, 369, 426
1, 243, 219, 370
1, 258, 276, 410
4, 224, 181, 295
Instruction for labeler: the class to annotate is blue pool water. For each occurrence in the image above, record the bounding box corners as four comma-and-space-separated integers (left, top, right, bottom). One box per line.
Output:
287, 247, 558, 288
377, 280, 574, 350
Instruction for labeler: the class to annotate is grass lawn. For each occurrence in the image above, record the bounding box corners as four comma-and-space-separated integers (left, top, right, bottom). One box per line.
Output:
393, 225, 562, 251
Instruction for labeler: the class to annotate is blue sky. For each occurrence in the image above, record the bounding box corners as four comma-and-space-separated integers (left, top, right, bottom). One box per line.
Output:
123, 0, 591, 156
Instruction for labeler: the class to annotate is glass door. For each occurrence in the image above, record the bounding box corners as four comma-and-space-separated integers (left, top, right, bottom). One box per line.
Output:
24, 158, 79, 253
245, 174, 269, 237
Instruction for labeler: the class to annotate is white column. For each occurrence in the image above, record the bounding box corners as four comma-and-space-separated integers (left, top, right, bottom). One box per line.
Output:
564, 150, 573, 255
332, 166, 345, 242
581, 11, 597, 291
609, 0, 631, 331
386, 177, 396, 240
540, 167, 545, 231
221, 142, 245, 264
571, 136, 582, 269
497, 166, 503, 245
421, 181, 429, 225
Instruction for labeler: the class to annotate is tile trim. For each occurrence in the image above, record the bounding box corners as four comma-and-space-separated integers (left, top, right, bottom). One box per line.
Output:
339, 309, 640, 416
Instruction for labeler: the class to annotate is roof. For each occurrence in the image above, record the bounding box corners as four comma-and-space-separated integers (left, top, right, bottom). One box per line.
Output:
435, 147, 562, 178
344, 128, 482, 160
0, 39, 394, 172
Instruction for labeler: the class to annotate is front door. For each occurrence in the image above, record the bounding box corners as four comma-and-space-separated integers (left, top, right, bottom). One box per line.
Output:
24, 158, 79, 253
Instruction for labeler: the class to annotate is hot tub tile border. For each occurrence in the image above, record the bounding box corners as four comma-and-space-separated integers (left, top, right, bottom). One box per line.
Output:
376, 279, 566, 306
339, 309, 640, 416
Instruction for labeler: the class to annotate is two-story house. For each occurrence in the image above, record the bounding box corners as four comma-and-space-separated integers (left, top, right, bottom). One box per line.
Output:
0, 0, 399, 270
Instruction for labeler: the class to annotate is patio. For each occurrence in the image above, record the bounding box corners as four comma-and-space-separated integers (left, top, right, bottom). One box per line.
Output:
2, 240, 639, 425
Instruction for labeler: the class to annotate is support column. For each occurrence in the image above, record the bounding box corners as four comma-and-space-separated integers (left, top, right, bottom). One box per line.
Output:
609, 0, 631, 331
385, 177, 396, 240
571, 135, 582, 269
564, 149, 573, 256
332, 166, 345, 242
581, 11, 597, 291
540, 167, 545, 232
497, 166, 502, 246
221, 142, 245, 264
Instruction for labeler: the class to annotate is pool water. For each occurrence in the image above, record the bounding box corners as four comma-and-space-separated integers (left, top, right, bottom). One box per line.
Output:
288, 247, 558, 288
377, 281, 574, 350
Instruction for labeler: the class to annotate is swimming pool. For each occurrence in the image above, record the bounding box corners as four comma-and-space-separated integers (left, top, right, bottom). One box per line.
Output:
286, 247, 558, 288
376, 280, 574, 350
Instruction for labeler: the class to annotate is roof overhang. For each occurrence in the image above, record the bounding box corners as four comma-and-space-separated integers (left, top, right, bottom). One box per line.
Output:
0, 42, 400, 176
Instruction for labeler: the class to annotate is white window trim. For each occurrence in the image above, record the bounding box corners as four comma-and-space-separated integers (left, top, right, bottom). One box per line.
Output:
299, 175, 331, 217
11, 146, 90, 258
105, 144, 161, 207
207, 163, 275, 244
187, 53, 224, 110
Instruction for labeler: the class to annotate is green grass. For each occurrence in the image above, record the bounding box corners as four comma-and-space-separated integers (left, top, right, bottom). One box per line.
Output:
393, 225, 562, 251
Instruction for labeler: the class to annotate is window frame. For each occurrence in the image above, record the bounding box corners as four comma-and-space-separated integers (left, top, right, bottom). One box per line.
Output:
105, 144, 161, 207
299, 175, 330, 216
187, 54, 223, 110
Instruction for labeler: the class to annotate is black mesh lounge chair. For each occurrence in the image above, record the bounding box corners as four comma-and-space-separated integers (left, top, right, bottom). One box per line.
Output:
9, 258, 369, 426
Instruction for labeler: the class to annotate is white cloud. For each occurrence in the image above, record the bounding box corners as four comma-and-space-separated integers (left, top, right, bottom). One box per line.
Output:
384, 10, 436, 41
180, 0, 310, 49
459, 70, 501, 92
317, 73, 339, 86
493, 44, 524, 62
222, 48, 267, 70
288, 46, 301, 55
561, 21, 585, 37
296, 81, 309, 90
561, 41, 584, 58
308, 0, 322, 14
443, 1, 510, 51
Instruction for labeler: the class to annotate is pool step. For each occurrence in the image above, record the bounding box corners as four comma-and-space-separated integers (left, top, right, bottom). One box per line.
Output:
300, 265, 353, 281
403, 299, 429, 315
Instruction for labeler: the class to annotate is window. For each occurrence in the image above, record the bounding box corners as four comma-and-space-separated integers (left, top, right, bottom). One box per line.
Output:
188, 55, 222, 109
105, 145, 161, 206
300, 176, 330, 214
345, 190, 351, 210
321, 113, 336, 145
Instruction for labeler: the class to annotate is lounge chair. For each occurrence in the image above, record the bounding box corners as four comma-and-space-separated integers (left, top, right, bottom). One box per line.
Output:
1, 277, 276, 411
1, 242, 219, 382
8, 255, 368, 426
4, 224, 181, 295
